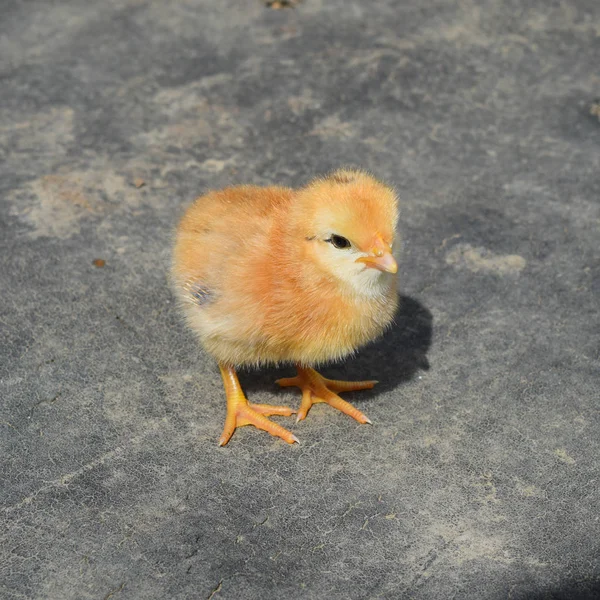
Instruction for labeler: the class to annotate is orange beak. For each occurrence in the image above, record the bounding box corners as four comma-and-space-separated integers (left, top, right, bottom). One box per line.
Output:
355, 236, 398, 274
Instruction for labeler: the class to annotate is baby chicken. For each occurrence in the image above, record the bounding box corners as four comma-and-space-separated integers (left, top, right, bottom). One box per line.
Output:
172, 168, 399, 446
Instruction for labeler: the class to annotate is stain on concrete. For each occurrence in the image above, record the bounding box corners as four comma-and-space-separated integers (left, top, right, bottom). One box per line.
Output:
446, 243, 527, 275
309, 114, 355, 139
9, 168, 143, 239
554, 448, 576, 465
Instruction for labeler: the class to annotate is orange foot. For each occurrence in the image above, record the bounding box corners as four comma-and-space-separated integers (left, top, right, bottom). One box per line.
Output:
276, 366, 376, 424
218, 364, 298, 446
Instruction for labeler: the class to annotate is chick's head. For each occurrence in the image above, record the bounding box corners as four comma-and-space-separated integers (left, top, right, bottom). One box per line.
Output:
294, 169, 399, 297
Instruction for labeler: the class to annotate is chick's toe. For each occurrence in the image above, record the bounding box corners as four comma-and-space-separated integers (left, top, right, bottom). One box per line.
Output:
219, 364, 298, 446
276, 366, 376, 424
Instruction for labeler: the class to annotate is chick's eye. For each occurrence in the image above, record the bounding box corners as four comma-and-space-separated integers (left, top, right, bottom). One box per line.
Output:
328, 234, 351, 249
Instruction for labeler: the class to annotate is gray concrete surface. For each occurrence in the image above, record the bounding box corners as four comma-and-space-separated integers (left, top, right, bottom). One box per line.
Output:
1, 1, 599, 598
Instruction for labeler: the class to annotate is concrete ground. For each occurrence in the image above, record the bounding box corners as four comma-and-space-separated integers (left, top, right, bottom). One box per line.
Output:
1, 1, 599, 598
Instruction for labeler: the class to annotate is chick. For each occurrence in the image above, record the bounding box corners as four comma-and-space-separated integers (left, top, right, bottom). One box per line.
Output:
172, 168, 399, 446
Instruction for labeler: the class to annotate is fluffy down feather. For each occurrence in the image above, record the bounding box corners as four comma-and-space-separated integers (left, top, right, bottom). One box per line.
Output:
172, 168, 399, 367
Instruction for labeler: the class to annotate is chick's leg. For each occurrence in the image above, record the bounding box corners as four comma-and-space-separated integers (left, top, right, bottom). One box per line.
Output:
276, 366, 376, 424
218, 364, 298, 446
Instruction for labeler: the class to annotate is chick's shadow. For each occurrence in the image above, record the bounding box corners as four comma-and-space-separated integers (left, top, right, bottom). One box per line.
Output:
241, 295, 433, 400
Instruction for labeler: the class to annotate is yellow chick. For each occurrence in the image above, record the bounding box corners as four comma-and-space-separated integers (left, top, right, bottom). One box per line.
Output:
172, 168, 399, 446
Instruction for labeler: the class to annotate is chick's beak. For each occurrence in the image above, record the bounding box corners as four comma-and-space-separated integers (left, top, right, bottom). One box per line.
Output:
355, 236, 398, 274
